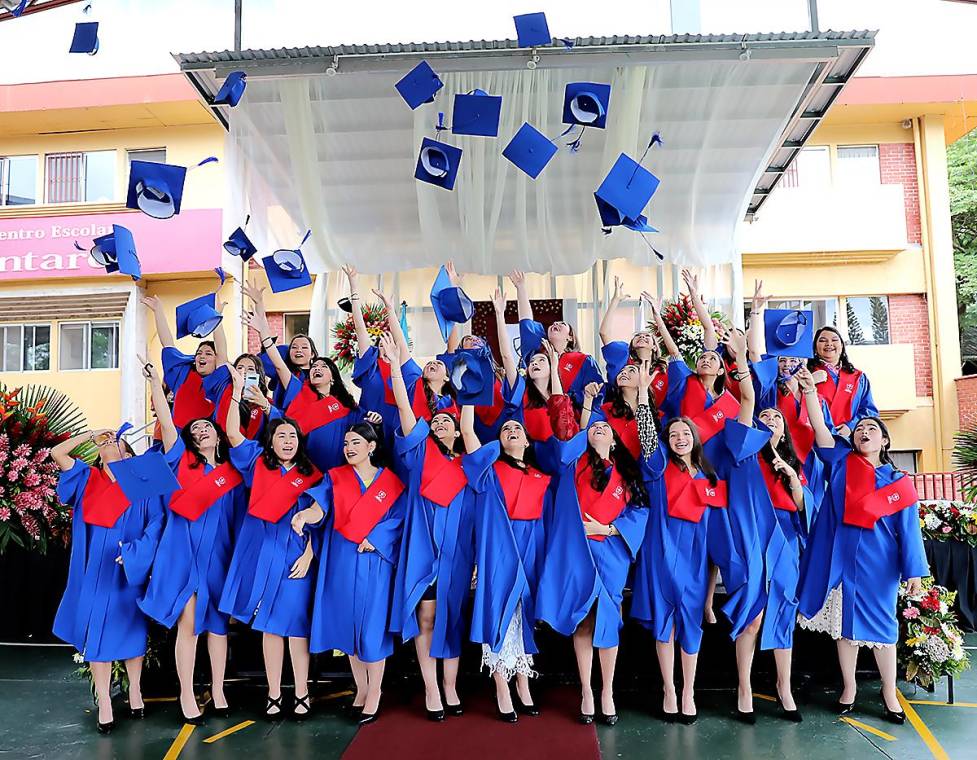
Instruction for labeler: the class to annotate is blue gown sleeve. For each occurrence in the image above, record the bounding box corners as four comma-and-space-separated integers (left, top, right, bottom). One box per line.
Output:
228, 439, 262, 485
393, 418, 430, 474
601, 341, 630, 383
120, 498, 165, 587
201, 365, 232, 404
401, 357, 423, 390
611, 505, 649, 561
462, 441, 501, 494
640, 439, 668, 482
279, 374, 304, 411
750, 357, 779, 400
351, 345, 382, 397
813, 437, 853, 469
853, 373, 878, 425
161, 346, 193, 394
518, 319, 545, 361
896, 500, 929, 580
662, 357, 693, 420
56, 459, 92, 508
305, 479, 333, 527
366, 492, 407, 566
260, 345, 290, 387
162, 436, 186, 470
721, 419, 772, 463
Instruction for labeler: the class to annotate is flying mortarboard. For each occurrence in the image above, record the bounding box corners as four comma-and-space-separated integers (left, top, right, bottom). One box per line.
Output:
69, 21, 98, 54
430, 265, 474, 342
1, 1, 31, 17
78, 225, 141, 280
107, 450, 182, 504
764, 309, 814, 359
125, 157, 218, 220
563, 82, 611, 129
451, 90, 502, 137
503, 122, 558, 179
415, 137, 462, 191
450, 347, 495, 406
395, 60, 444, 110
223, 215, 257, 261
262, 229, 313, 293
213, 71, 247, 107
513, 12, 551, 48
175, 294, 222, 339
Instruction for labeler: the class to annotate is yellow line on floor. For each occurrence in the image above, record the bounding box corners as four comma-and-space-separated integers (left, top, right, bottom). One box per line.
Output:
316, 689, 354, 702
203, 720, 255, 744
840, 717, 897, 742
897, 691, 950, 760
752, 693, 777, 702
163, 724, 196, 760
908, 700, 977, 708
144, 696, 178, 703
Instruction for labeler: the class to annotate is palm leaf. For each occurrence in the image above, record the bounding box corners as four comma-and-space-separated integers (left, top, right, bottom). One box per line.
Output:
952, 427, 977, 502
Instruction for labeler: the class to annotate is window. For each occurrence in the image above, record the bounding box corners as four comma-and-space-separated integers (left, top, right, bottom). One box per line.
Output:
0, 155, 38, 206
45, 150, 116, 204
59, 321, 119, 370
127, 148, 166, 166
781, 146, 830, 189
0, 324, 50, 372
745, 298, 838, 332
890, 451, 918, 474
845, 296, 890, 345
836, 145, 880, 186
284, 313, 310, 342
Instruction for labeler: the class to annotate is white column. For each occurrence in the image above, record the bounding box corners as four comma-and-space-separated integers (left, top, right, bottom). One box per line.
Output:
120, 284, 147, 447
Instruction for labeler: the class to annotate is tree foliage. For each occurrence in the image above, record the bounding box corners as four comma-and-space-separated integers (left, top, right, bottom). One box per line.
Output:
950, 128, 977, 345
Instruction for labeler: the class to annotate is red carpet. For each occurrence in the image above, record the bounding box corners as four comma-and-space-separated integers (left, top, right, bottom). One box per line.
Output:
342, 686, 600, 760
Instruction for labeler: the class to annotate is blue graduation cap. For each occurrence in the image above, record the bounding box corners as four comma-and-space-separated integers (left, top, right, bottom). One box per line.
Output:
213, 71, 247, 107
176, 293, 222, 339
84, 225, 141, 280
395, 60, 444, 110
513, 12, 551, 48
415, 138, 462, 191
503, 122, 558, 179
450, 347, 495, 406
223, 217, 257, 261
262, 230, 312, 293
451, 90, 502, 137
126, 157, 217, 220
430, 265, 474, 342
69, 21, 98, 54
107, 450, 181, 504
764, 309, 814, 359
594, 153, 661, 230
3, 1, 30, 17
563, 83, 611, 129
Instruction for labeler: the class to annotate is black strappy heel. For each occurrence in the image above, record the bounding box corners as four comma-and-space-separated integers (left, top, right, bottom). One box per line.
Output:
265, 694, 285, 720
292, 693, 311, 721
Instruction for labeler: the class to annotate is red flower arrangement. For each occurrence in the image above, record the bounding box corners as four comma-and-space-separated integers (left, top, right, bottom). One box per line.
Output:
0, 385, 92, 554
330, 302, 391, 371
652, 294, 731, 367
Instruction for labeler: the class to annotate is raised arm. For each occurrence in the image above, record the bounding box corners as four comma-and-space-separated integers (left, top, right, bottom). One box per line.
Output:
379, 332, 416, 436
682, 269, 718, 351
460, 404, 480, 454
446, 324, 463, 355
491, 287, 518, 386
747, 279, 768, 363
579, 382, 602, 429
373, 288, 410, 363
721, 327, 754, 423
636, 360, 660, 458
142, 294, 176, 349
140, 354, 178, 452
544, 340, 565, 397
599, 275, 629, 346
796, 366, 834, 448
213, 298, 229, 366
51, 431, 97, 472
644, 293, 681, 360
342, 265, 372, 358
223, 363, 247, 447
242, 284, 291, 389
509, 270, 533, 322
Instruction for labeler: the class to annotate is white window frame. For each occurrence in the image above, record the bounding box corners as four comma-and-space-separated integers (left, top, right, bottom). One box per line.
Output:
58, 320, 120, 371
126, 148, 167, 165
283, 312, 311, 342
44, 149, 117, 204
0, 154, 39, 207
0, 322, 51, 372
835, 144, 881, 186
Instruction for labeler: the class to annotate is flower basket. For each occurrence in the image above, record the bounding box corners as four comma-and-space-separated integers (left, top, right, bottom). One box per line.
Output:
330, 302, 390, 372
919, 500, 977, 546
650, 294, 731, 367
898, 578, 970, 689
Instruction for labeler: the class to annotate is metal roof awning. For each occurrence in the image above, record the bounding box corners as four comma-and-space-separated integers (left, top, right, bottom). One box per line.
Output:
175, 30, 874, 275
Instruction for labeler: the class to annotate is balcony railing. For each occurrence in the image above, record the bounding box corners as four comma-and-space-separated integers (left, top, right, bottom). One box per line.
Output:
913, 472, 966, 502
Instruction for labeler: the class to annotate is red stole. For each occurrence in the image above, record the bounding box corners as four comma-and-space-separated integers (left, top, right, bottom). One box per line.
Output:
558, 351, 588, 391
409, 379, 459, 422
217, 386, 264, 439
574, 458, 627, 541
759, 458, 800, 513
843, 455, 918, 529
601, 402, 640, 458
329, 465, 404, 544
378, 358, 397, 406
663, 462, 728, 523
493, 462, 550, 521
285, 383, 350, 435
778, 390, 815, 462
419, 438, 467, 507
724, 357, 741, 401
522, 402, 553, 442
476, 379, 506, 428
173, 370, 215, 429
169, 454, 243, 521
681, 378, 740, 443
248, 461, 322, 523
82, 466, 131, 528
816, 365, 862, 426
651, 367, 668, 410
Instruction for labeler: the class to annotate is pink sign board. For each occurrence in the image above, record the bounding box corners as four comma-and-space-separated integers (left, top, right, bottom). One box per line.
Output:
0, 208, 223, 281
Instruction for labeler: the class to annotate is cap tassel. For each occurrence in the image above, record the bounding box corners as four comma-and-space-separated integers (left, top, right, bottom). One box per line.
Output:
115, 421, 133, 441
188, 156, 219, 173
299, 229, 312, 248
559, 37, 575, 49
215, 267, 226, 287
626, 131, 664, 188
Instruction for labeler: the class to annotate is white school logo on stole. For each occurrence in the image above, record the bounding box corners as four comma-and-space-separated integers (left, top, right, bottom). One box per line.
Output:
563, 362, 573, 372
214, 476, 227, 487
712, 410, 725, 423
844, 383, 854, 394
613, 485, 625, 500
705, 487, 716, 498
328, 402, 341, 413
291, 477, 305, 487
887, 493, 901, 505
375, 490, 387, 502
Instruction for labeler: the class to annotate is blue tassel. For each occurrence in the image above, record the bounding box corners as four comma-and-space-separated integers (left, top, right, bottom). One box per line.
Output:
115, 421, 133, 441
215, 267, 226, 286
299, 229, 312, 247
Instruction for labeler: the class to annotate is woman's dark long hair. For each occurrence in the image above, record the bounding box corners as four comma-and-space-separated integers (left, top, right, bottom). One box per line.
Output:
524, 348, 554, 409
423, 373, 457, 419
307, 356, 357, 410
697, 349, 727, 395
583, 429, 649, 507
95, 439, 136, 469
428, 412, 464, 457
759, 409, 803, 490
191, 340, 217, 375
233, 352, 269, 425
496, 421, 540, 472
662, 416, 718, 486
807, 326, 856, 374
179, 418, 232, 470
346, 421, 388, 468
260, 416, 316, 475
628, 334, 667, 371
850, 416, 894, 466
285, 334, 318, 374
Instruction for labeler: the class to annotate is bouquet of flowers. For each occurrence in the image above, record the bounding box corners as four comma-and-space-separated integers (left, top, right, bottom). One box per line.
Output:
918, 500, 977, 546
0, 384, 92, 554
652, 294, 731, 367
330, 302, 389, 371
898, 578, 970, 688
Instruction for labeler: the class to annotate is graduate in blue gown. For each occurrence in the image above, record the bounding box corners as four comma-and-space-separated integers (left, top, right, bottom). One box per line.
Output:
218, 365, 323, 720
203, 352, 271, 440
535, 363, 656, 726
796, 368, 928, 724
382, 333, 477, 721
808, 326, 878, 436
51, 427, 164, 733
138, 362, 245, 723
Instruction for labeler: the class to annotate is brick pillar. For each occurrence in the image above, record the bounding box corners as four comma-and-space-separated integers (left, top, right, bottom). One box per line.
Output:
888, 294, 932, 397
879, 142, 921, 245
956, 375, 977, 431
246, 312, 284, 355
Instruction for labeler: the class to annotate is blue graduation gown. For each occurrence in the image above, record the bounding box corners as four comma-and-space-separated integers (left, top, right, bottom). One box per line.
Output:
53, 460, 164, 662
535, 431, 648, 649
819, 366, 877, 428
218, 440, 318, 638
797, 442, 929, 644
260, 345, 308, 409
307, 471, 406, 661
202, 365, 267, 440
273, 375, 365, 471
138, 439, 246, 635
661, 360, 730, 464
518, 319, 602, 408
390, 420, 477, 659
631, 440, 746, 655
352, 346, 422, 449
465, 443, 548, 655
440, 351, 524, 443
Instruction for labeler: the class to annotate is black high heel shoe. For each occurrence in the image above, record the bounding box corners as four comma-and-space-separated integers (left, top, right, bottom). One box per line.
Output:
445, 700, 464, 717
496, 706, 518, 723
426, 707, 445, 722
599, 711, 619, 726
211, 703, 231, 719
735, 708, 756, 725
836, 700, 855, 715
292, 693, 311, 721
264, 694, 285, 720
129, 706, 145, 720
181, 710, 205, 726
775, 696, 803, 723
578, 712, 595, 725
358, 708, 380, 726
880, 689, 905, 725
514, 694, 540, 717
679, 711, 697, 725
96, 718, 114, 734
